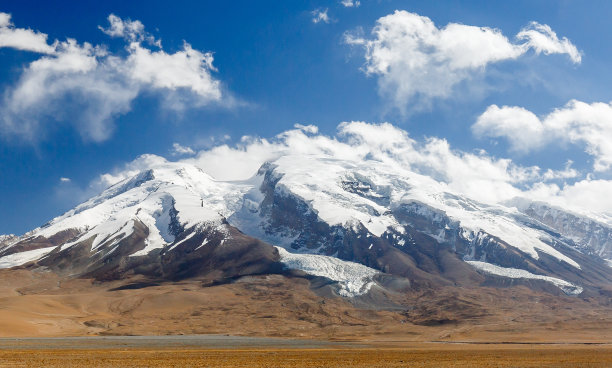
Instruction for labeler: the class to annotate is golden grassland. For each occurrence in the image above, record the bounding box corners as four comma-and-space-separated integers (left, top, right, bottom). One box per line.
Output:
1, 345, 612, 368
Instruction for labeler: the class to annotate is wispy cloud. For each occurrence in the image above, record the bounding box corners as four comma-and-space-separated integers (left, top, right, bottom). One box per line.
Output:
98, 13, 160, 46
170, 142, 195, 156
311, 8, 330, 24
340, 0, 360, 8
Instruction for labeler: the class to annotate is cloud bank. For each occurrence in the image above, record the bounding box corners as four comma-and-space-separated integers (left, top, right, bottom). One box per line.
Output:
0, 13, 226, 142
345, 11, 581, 111
474, 100, 612, 172
86, 122, 610, 223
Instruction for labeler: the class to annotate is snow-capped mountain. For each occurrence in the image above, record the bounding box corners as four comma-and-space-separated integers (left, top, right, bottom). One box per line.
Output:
1, 154, 611, 298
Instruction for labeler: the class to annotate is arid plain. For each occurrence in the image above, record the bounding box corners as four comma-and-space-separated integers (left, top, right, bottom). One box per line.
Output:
2, 268, 612, 367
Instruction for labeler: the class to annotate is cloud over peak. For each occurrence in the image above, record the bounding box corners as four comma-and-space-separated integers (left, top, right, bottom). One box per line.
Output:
170, 142, 195, 156
345, 10, 581, 111
87, 121, 609, 221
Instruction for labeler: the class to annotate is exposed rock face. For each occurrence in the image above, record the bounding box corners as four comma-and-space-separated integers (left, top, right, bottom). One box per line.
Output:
1, 155, 611, 299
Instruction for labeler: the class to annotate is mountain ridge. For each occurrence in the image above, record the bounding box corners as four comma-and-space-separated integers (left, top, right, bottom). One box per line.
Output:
1, 153, 611, 300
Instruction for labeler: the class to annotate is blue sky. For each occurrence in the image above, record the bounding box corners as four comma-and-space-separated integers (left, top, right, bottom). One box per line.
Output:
1, 0, 612, 234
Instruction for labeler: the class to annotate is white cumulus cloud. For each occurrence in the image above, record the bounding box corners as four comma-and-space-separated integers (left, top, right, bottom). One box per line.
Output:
0, 12, 56, 54
126, 41, 221, 101
345, 10, 581, 111
474, 100, 612, 172
0, 13, 227, 142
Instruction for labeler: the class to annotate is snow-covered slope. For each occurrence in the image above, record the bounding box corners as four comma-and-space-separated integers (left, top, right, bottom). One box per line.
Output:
2, 153, 612, 296
509, 199, 612, 259
0, 159, 273, 283
3, 160, 249, 262
35, 161, 250, 254
0, 235, 17, 252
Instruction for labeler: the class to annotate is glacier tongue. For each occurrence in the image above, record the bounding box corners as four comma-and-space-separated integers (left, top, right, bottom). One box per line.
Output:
276, 246, 378, 297
466, 261, 583, 295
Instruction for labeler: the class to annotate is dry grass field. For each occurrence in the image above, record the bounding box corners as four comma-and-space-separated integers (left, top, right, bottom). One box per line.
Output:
1, 345, 612, 368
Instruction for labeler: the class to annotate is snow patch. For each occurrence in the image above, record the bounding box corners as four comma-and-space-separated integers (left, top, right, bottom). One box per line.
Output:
167, 231, 197, 252
194, 237, 209, 251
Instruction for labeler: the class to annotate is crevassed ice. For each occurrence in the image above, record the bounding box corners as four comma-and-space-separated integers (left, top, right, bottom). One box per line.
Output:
276, 246, 378, 297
